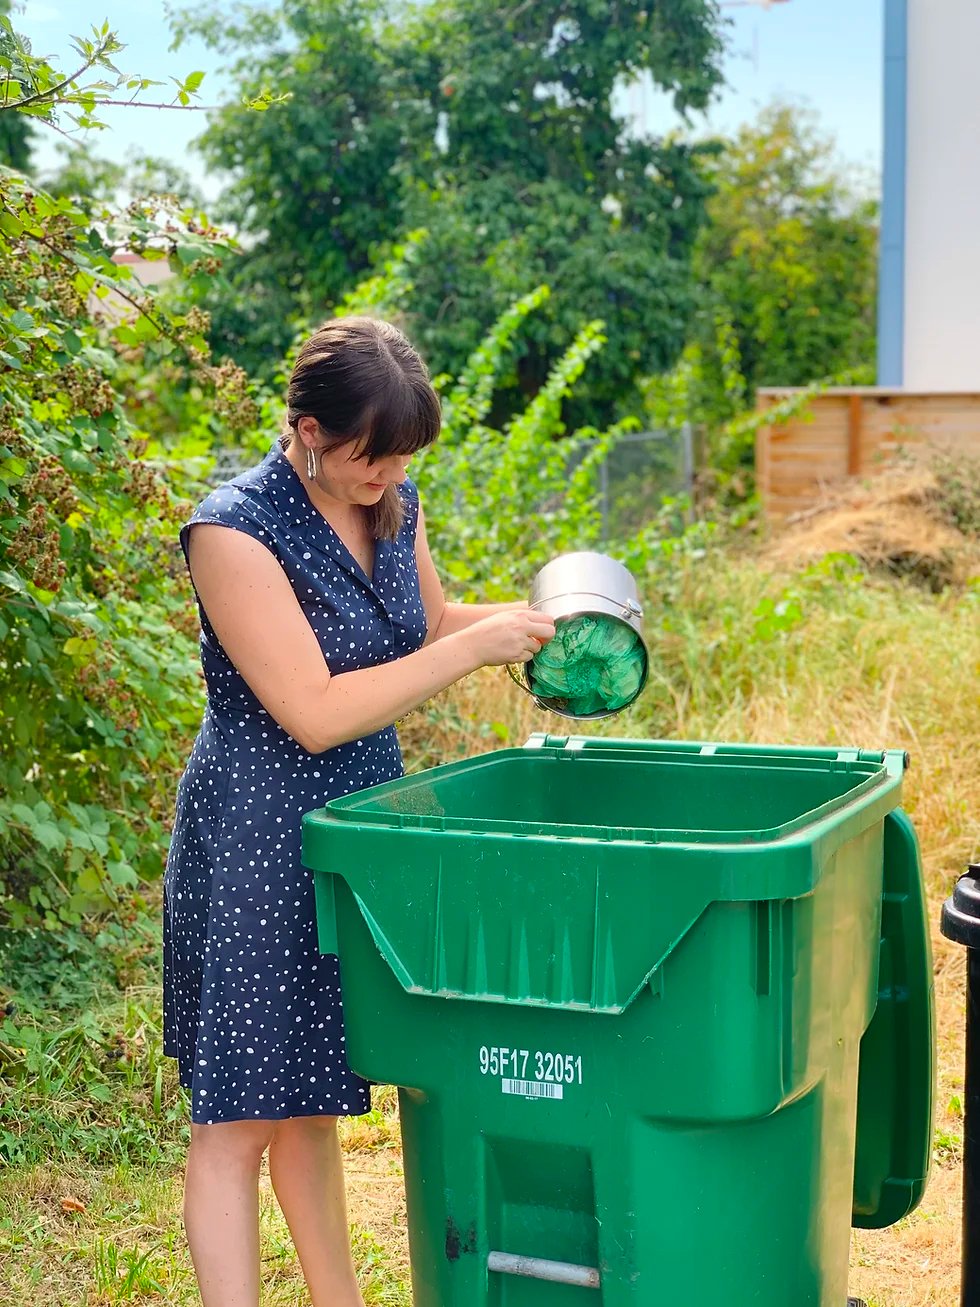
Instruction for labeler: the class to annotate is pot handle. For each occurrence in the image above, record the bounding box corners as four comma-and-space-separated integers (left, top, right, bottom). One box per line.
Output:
506, 661, 531, 693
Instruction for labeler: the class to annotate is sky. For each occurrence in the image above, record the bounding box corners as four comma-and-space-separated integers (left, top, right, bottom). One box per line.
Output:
16, 0, 884, 201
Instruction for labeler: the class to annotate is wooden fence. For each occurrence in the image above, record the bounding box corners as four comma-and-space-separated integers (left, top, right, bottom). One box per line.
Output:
754, 388, 980, 517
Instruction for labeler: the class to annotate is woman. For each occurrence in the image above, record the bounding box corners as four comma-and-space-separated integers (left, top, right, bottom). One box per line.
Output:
163, 316, 555, 1306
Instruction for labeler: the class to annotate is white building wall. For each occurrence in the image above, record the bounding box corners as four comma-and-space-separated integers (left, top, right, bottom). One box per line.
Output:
903, 0, 980, 389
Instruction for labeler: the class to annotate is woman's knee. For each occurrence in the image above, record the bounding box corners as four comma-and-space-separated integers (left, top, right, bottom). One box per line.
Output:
189, 1118, 278, 1168
271, 1114, 341, 1146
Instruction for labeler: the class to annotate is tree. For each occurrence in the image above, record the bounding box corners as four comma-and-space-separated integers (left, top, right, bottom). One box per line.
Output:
396, 163, 709, 426
176, 0, 431, 374
692, 102, 878, 394
178, 0, 725, 418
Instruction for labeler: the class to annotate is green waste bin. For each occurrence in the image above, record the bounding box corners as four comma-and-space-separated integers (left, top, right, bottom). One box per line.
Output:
301, 735, 935, 1307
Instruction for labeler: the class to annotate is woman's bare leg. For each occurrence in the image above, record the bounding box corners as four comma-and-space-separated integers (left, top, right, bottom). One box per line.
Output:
268, 1115, 365, 1307
183, 1118, 276, 1307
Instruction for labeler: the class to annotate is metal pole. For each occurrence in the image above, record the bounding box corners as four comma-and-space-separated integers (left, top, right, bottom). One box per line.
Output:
488, 1251, 600, 1289
681, 421, 695, 498
599, 456, 609, 542
942, 863, 980, 1306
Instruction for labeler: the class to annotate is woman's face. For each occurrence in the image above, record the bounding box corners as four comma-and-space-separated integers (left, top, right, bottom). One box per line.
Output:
319, 439, 412, 505
299, 419, 412, 506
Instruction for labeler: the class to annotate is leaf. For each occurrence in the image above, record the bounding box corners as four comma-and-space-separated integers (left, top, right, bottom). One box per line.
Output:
75, 867, 104, 896
112, 323, 140, 347
0, 569, 26, 595
129, 314, 161, 343
63, 636, 97, 658
62, 449, 95, 475
106, 859, 136, 887
183, 70, 205, 94
33, 822, 66, 852
60, 1197, 87, 1214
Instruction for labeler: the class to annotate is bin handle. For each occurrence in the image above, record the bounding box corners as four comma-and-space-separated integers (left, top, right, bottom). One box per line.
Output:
487, 1250, 600, 1288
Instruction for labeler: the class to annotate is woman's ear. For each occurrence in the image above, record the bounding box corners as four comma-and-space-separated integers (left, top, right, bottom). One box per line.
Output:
296, 415, 320, 447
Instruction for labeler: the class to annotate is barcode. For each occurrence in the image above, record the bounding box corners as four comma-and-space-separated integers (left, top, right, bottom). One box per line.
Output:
501, 1078, 564, 1100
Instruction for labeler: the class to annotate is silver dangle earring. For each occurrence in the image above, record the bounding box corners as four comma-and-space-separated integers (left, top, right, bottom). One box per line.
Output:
306, 445, 318, 481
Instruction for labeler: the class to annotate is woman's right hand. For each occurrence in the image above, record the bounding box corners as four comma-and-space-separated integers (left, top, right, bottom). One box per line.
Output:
464, 609, 557, 667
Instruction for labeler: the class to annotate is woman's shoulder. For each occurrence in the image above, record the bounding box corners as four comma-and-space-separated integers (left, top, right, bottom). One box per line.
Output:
187, 479, 272, 533
181, 450, 288, 556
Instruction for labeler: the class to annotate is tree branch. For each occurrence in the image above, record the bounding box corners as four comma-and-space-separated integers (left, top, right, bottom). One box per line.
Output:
5, 53, 104, 111
76, 99, 215, 111
39, 117, 77, 144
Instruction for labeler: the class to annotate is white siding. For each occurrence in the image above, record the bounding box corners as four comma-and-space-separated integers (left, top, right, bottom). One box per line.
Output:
903, 0, 980, 389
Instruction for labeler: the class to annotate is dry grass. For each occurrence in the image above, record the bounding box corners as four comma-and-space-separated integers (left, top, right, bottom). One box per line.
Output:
0, 1149, 411, 1306
764, 465, 980, 591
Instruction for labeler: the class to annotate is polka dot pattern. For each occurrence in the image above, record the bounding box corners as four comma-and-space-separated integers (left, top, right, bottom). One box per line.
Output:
163, 442, 427, 1124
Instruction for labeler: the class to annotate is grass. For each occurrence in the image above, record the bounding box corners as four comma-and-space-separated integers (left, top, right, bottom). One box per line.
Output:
0, 1160, 409, 1305
0, 540, 977, 1305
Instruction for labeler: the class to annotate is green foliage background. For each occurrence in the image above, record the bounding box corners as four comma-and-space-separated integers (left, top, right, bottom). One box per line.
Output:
2, 18, 978, 1305
0, 6, 880, 932
693, 103, 878, 395
0, 167, 258, 927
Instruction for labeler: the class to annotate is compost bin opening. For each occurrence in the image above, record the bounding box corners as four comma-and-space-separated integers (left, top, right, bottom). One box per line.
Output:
337, 752, 881, 839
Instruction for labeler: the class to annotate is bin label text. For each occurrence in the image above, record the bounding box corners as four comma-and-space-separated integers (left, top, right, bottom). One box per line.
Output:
479, 1046, 582, 1100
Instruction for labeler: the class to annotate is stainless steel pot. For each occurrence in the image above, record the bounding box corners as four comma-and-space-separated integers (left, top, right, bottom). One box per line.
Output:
511, 551, 648, 720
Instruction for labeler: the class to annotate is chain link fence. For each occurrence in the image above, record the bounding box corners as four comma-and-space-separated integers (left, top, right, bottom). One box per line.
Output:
593, 425, 694, 540
561, 425, 695, 541
206, 446, 260, 485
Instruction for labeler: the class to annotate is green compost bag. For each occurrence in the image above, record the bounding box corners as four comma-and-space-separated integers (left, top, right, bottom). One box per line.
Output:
528, 614, 646, 717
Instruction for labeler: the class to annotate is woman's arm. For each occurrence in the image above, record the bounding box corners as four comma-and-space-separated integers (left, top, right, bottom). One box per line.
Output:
415, 501, 528, 641
187, 524, 553, 755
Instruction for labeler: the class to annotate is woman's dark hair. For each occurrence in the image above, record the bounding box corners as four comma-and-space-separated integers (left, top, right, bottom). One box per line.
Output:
282, 316, 441, 540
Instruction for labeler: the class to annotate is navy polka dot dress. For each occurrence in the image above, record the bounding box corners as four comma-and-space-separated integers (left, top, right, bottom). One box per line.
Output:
163, 441, 427, 1124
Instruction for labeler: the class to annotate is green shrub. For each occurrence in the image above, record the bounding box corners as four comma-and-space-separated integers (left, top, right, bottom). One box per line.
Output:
0, 171, 253, 927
